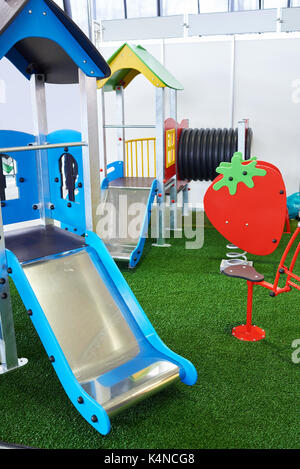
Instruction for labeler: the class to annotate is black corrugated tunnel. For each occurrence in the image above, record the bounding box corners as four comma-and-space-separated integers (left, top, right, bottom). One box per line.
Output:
178, 127, 252, 181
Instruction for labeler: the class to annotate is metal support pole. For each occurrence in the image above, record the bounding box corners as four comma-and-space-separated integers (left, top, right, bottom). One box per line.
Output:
98, 88, 107, 178
88, 0, 99, 46
116, 86, 125, 168
30, 74, 52, 226
182, 184, 189, 217
87, 0, 93, 41
123, 0, 128, 19
0, 142, 87, 153
230, 35, 236, 129
169, 89, 178, 231
169, 182, 177, 230
237, 119, 248, 158
63, 0, 72, 17
153, 87, 169, 247
157, 0, 162, 16
277, 7, 283, 33
104, 125, 156, 129
169, 89, 177, 125
0, 208, 27, 374
79, 70, 101, 232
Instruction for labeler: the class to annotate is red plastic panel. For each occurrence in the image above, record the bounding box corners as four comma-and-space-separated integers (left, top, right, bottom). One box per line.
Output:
176, 119, 189, 183
204, 161, 287, 256
164, 118, 177, 182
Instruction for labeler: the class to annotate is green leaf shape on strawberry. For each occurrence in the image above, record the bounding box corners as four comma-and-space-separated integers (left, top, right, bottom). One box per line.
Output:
213, 152, 267, 195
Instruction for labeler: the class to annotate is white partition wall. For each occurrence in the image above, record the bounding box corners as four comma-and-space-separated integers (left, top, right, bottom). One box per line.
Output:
0, 58, 82, 134
164, 38, 235, 204
0, 58, 33, 133
1, 34, 299, 200
234, 36, 300, 196
164, 39, 234, 129
95, 35, 300, 200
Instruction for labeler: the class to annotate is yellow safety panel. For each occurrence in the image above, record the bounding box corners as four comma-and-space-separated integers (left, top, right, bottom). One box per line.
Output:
166, 129, 176, 169
125, 138, 156, 178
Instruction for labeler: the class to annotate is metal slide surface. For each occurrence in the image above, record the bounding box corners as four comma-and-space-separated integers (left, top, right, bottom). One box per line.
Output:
22, 247, 179, 415
99, 177, 157, 268
7, 227, 197, 434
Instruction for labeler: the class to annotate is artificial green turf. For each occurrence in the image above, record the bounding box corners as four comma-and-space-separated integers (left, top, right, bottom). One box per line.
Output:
0, 221, 300, 449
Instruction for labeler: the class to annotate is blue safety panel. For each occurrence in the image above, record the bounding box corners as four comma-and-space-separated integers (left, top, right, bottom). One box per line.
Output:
85, 231, 197, 387
129, 179, 158, 268
101, 161, 124, 190
101, 162, 158, 269
62, 160, 125, 235
7, 230, 197, 435
0, 0, 110, 83
7, 247, 111, 436
47, 130, 86, 233
0, 130, 39, 226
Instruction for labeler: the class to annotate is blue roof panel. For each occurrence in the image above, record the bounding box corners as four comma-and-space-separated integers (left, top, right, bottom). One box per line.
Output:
0, 0, 110, 84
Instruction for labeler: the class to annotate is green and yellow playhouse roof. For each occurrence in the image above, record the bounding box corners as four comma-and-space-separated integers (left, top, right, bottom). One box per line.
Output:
97, 43, 183, 91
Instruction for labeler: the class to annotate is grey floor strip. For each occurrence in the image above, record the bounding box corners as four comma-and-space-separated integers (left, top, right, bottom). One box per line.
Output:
0, 441, 33, 449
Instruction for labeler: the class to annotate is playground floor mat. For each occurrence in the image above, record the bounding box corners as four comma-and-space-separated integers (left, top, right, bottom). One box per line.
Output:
0, 220, 299, 449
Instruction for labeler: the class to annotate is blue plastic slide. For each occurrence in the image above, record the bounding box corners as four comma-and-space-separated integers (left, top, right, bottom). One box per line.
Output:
6, 225, 197, 435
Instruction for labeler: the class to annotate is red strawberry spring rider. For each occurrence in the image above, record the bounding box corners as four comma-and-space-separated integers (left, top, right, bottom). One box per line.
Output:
204, 152, 300, 342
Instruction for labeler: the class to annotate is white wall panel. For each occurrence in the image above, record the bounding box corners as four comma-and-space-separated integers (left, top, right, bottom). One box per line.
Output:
46, 84, 81, 133
189, 10, 276, 36
102, 16, 184, 41
0, 58, 33, 133
0, 58, 82, 134
164, 40, 234, 205
234, 37, 300, 195
0, 35, 299, 204
164, 40, 233, 129
282, 7, 300, 32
